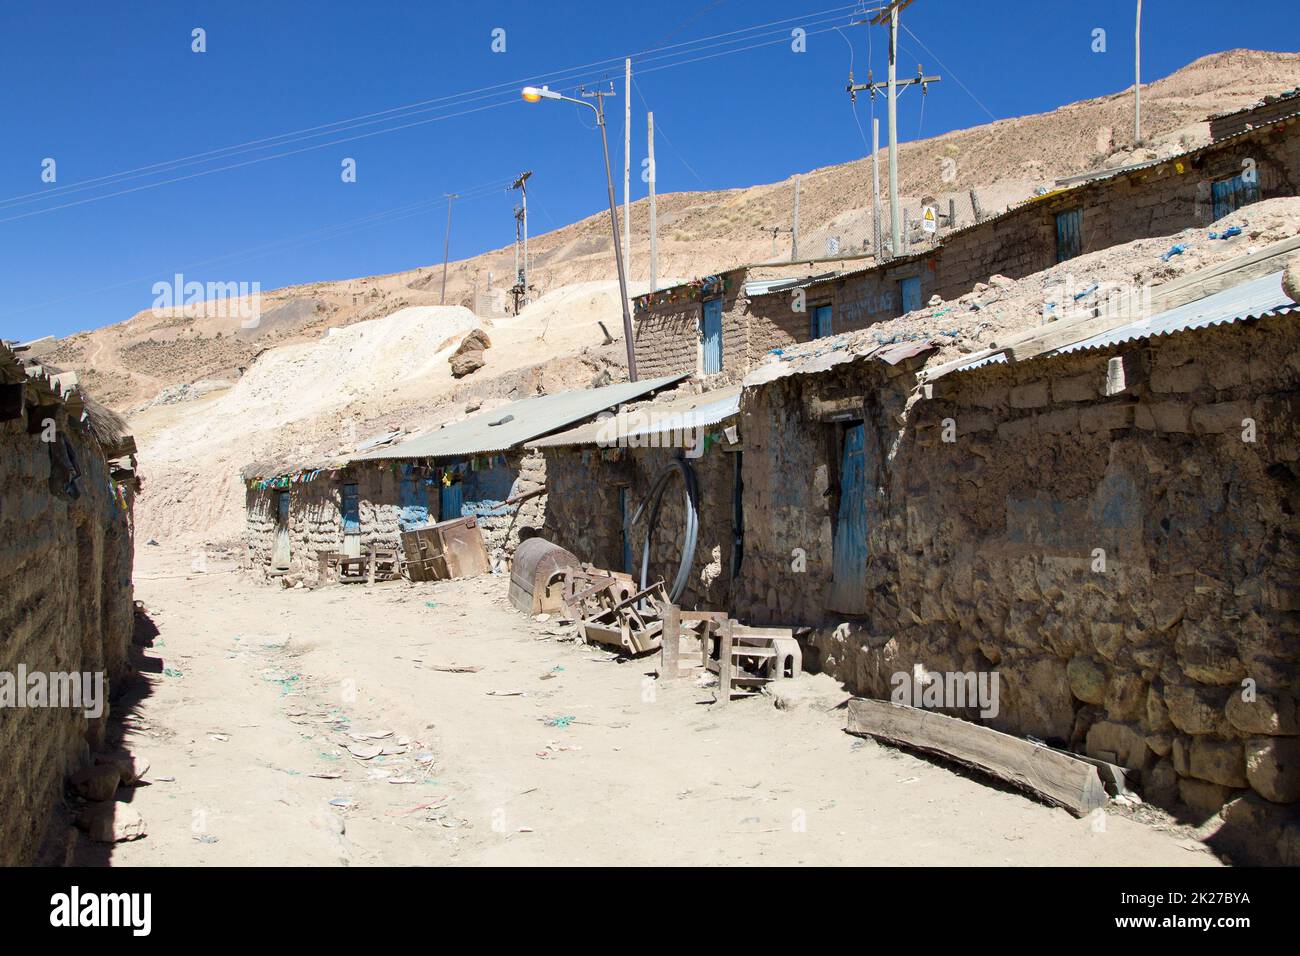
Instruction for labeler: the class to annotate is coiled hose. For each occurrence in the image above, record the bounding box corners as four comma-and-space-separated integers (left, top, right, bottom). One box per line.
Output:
629, 457, 700, 603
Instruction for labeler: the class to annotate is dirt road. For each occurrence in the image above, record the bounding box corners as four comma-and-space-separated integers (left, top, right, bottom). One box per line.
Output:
83, 546, 1220, 867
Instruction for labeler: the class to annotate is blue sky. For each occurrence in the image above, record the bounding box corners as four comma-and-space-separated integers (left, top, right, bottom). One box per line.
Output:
2, 0, 1293, 341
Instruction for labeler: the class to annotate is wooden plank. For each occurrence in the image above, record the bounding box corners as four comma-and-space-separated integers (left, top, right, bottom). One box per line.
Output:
845, 697, 1108, 817
1147, 233, 1300, 313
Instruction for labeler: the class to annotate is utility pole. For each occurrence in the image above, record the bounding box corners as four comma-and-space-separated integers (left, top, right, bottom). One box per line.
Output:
791, 174, 801, 261
1134, 0, 1143, 143
871, 116, 882, 260
759, 225, 793, 259
847, 1, 940, 259
581, 85, 638, 381
509, 171, 532, 312
623, 58, 632, 288
648, 110, 658, 294
440, 193, 456, 305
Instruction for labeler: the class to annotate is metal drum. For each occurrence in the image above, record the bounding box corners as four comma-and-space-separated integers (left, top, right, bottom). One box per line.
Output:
508, 537, 581, 615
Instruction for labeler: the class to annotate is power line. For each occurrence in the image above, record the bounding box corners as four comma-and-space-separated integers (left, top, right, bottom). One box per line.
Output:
1, 4, 862, 214
6, 180, 512, 318
900, 21, 997, 122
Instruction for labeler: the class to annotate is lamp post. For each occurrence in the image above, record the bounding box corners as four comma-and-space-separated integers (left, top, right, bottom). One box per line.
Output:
522, 84, 638, 381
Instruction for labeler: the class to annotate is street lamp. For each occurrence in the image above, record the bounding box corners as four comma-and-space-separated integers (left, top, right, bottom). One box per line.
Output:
521, 84, 639, 381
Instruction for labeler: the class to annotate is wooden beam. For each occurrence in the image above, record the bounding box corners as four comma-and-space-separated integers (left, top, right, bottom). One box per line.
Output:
845, 698, 1109, 816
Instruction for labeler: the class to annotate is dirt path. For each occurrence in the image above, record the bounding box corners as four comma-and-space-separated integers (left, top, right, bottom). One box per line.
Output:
87, 546, 1221, 867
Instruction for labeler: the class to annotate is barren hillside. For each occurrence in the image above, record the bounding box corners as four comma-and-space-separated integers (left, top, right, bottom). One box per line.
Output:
41, 49, 1300, 414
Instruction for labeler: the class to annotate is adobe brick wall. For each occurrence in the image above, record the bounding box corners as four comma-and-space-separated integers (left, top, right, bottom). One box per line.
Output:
540, 440, 739, 609
0, 405, 135, 866
245, 453, 545, 584
634, 120, 1300, 380
734, 316, 1300, 862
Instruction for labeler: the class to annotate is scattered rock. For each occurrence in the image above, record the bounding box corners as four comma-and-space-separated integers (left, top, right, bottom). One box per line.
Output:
70, 764, 121, 802
94, 752, 150, 786
450, 329, 492, 378
1245, 736, 1300, 802
1281, 253, 1300, 302
1067, 655, 1107, 704
76, 802, 146, 844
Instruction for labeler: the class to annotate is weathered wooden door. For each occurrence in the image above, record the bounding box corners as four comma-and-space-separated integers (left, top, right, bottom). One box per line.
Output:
829, 422, 870, 614
341, 482, 361, 558
399, 465, 429, 531
1055, 208, 1083, 262
899, 278, 921, 315
439, 480, 463, 522
1211, 173, 1260, 221
701, 298, 723, 374
811, 304, 832, 339
272, 491, 291, 570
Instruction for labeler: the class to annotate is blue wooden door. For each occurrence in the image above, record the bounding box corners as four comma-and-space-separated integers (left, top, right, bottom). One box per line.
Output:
701, 298, 723, 374
1055, 208, 1083, 262
829, 422, 870, 614
439, 480, 463, 521
398, 465, 429, 530
811, 304, 832, 339
1211, 173, 1260, 221
899, 277, 921, 315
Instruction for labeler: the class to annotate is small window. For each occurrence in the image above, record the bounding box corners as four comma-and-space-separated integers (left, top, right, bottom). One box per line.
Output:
811, 304, 832, 339
1055, 208, 1083, 262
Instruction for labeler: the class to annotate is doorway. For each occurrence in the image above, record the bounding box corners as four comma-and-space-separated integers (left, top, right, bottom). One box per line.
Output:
272, 491, 291, 571
341, 482, 361, 558
828, 421, 870, 614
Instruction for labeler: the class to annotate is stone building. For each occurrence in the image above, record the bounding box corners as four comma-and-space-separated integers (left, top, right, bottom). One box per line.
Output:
243, 375, 685, 583
632, 112, 1300, 385
529, 385, 742, 608
732, 270, 1300, 862
0, 344, 138, 866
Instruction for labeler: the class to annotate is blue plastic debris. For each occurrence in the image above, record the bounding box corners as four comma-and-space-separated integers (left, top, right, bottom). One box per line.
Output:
1161, 244, 1186, 261
1073, 283, 1099, 301
1208, 226, 1242, 240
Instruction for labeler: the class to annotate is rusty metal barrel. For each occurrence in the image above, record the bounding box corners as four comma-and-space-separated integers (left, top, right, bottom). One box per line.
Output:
508, 537, 581, 615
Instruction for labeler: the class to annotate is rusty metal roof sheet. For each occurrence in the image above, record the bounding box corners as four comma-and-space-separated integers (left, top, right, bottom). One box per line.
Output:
352, 374, 687, 461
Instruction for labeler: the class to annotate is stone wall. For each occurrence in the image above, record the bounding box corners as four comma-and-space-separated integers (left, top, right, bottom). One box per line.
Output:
540, 440, 740, 609
0, 400, 136, 866
733, 316, 1300, 861
245, 452, 546, 583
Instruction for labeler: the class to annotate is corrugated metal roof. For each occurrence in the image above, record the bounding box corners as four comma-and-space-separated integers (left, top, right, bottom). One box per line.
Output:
352, 374, 687, 461
949, 270, 1298, 374
526, 385, 741, 450
1057, 269, 1298, 354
